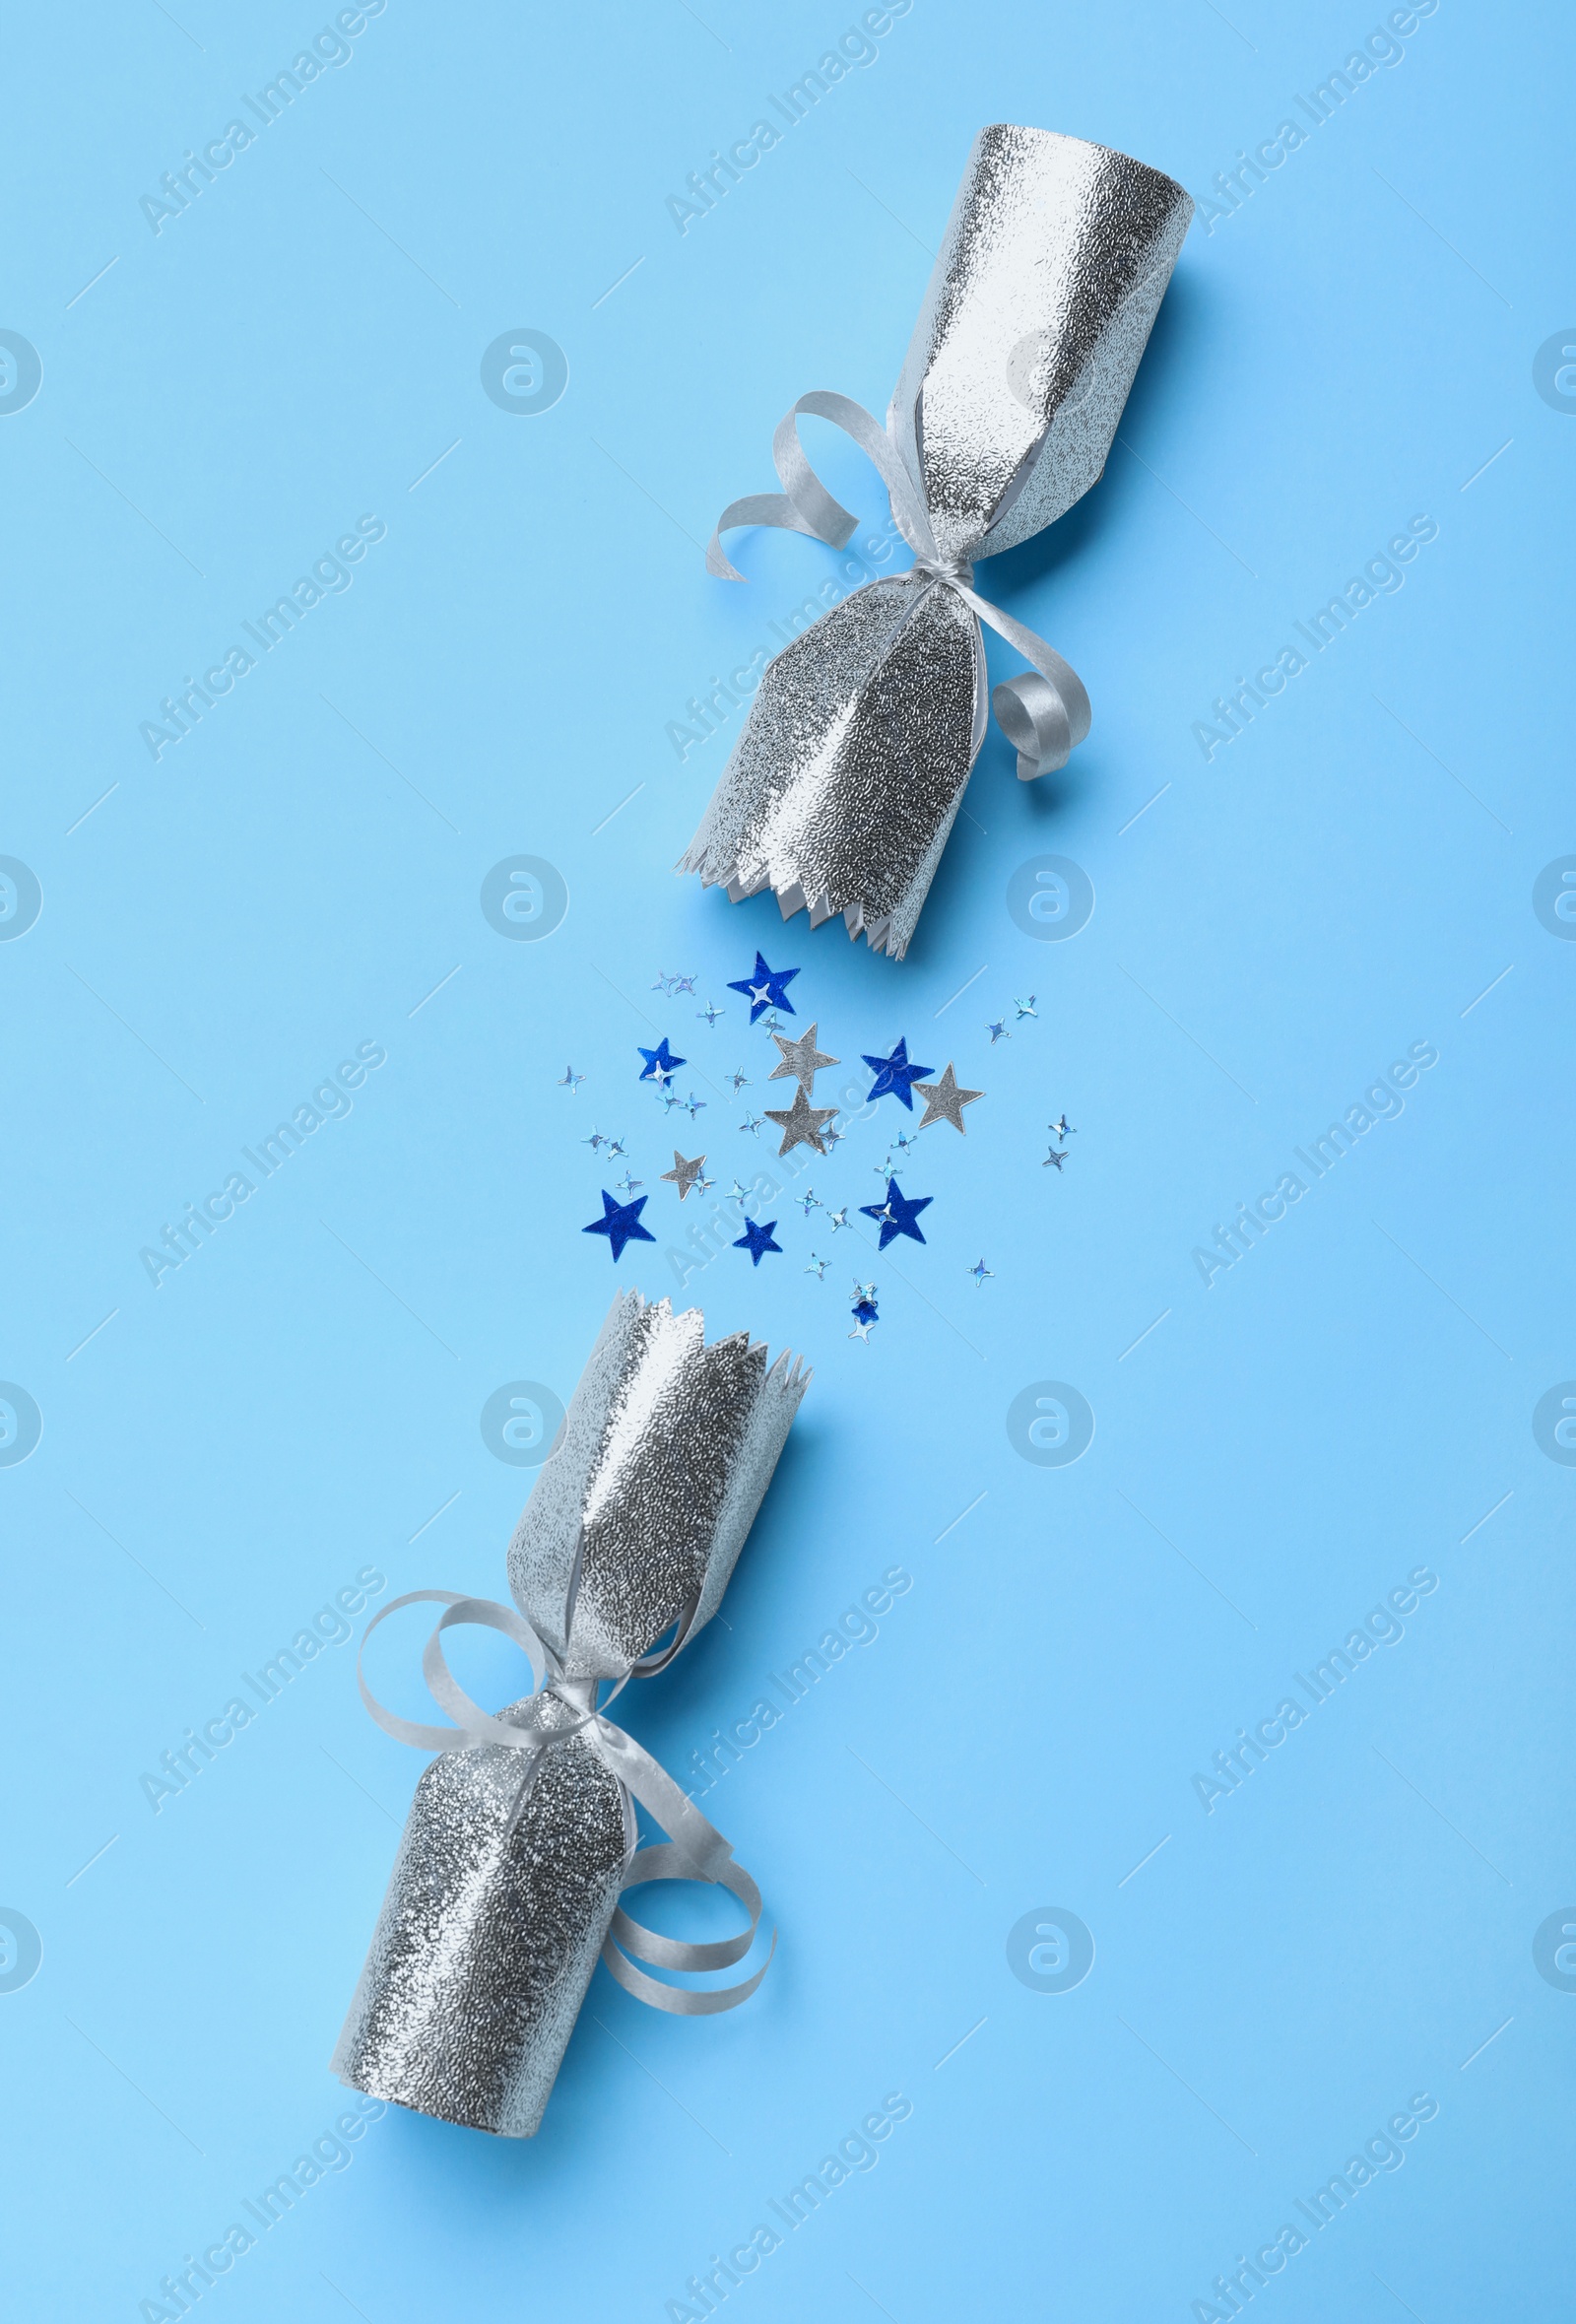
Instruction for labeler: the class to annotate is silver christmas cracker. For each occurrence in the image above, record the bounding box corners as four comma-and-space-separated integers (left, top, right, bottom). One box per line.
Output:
332, 1292, 808, 2139
681, 124, 1194, 959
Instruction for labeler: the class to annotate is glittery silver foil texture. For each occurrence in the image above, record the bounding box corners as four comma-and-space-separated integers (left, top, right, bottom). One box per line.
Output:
682, 124, 1193, 958
332, 1293, 808, 2138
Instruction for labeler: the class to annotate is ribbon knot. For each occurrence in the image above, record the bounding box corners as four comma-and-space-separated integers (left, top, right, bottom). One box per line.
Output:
707, 390, 1091, 781
357, 1588, 771, 2017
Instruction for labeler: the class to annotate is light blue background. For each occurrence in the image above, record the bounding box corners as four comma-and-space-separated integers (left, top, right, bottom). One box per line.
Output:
4, 2, 1572, 2317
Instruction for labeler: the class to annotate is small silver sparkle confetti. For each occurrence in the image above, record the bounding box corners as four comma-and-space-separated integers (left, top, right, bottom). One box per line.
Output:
661, 1151, 706, 1200
558, 1066, 585, 1091
797, 1187, 822, 1217
1049, 1112, 1076, 1139
805, 1254, 827, 1280
986, 1020, 1010, 1044
1014, 994, 1037, 1019
582, 1127, 608, 1151
969, 1258, 993, 1287
606, 1138, 627, 1159
614, 1171, 642, 1195
727, 1069, 752, 1093
671, 973, 696, 995
697, 1002, 724, 1027
1043, 1146, 1068, 1171
828, 1208, 850, 1231
739, 1111, 762, 1136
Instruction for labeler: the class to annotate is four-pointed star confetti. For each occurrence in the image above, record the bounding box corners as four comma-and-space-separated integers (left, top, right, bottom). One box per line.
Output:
805, 1253, 828, 1279
1014, 995, 1037, 1019
734, 1216, 782, 1265
763, 1085, 837, 1158
863, 1037, 934, 1110
671, 973, 697, 996
662, 1150, 706, 1200
797, 1186, 822, 1217
582, 1189, 655, 1262
913, 1063, 983, 1135
986, 1020, 1010, 1044
727, 1068, 751, 1093
769, 1022, 839, 1096
727, 952, 799, 1023
696, 1001, 724, 1028
1048, 1113, 1076, 1139
637, 1037, 686, 1086
969, 1259, 994, 1287
828, 1207, 850, 1231
558, 1066, 585, 1091
739, 1110, 762, 1136
582, 1127, 609, 1151
860, 1178, 933, 1249
1043, 1146, 1068, 1171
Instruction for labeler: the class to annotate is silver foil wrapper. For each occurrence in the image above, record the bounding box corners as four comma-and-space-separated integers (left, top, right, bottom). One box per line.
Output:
681, 124, 1193, 959
332, 1293, 808, 2138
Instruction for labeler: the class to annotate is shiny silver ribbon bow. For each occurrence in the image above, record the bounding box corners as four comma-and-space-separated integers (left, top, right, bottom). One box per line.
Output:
707, 388, 1092, 780
358, 1587, 770, 2016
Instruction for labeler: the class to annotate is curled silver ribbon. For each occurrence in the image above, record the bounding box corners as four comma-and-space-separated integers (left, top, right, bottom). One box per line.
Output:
707, 389, 1091, 779
358, 1587, 771, 2016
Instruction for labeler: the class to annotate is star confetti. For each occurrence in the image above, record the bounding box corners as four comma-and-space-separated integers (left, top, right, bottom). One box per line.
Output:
558, 1066, 585, 1092
734, 1216, 782, 1266
637, 1038, 686, 1086
727, 1069, 752, 1093
763, 1086, 836, 1158
671, 973, 697, 996
684, 1095, 706, 1118
969, 1259, 994, 1287
1014, 995, 1038, 1019
739, 1111, 762, 1136
651, 972, 675, 994
582, 1189, 654, 1262
606, 1138, 627, 1160
863, 1037, 934, 1110
769, 1022, 838, 1096
727, 952, 799, 1023
1043, 1147, 1068, 1171
986, 1020, 1010, 1044
661, 1151, 706, 1200
860, 1178, 933, 1250
851, 1280, 877, 1303
697, 1001, 724, 1028
1049, 1113, 1076, 1140
759, 1011, 787, 1036
614, 1171, 642, 1196
828, 1207, 850, 1231
797, 1187, 822, 1217
849, 1295, 878, 1342
582, 1127, 608, 1151
913, 1063, 983, 1135
806, 1254, 828, 1279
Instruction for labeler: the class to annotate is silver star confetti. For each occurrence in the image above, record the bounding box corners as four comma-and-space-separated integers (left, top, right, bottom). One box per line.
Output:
768, 1022, 839, 1096
1049, 1113, 1076, 1139
913, 1063, 983, 1134
969, 1259, 993, 1287
805, 1254, 827, 1280
1043, 1147, 1068, 1171
661, 1151, 706, 1200
1014, 994, 1037, 1019
763, 1086, 836, 1158
558, 1066, 585, 1091
986, 1020, 1010, 1044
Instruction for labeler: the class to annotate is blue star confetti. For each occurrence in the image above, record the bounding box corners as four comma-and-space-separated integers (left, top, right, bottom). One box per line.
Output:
860, 1178, 933, 1250
558, 1066, 585, 1092
863, 1037, 934, 1110
734, 1216, 782, 1265
727, 952, 799, 1023
637, 1038, 686, 1086
969, 1259, 994, 1287
582, 1189, 655, 1263
849, 1288, 879, 1341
